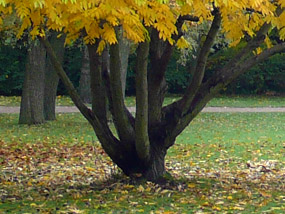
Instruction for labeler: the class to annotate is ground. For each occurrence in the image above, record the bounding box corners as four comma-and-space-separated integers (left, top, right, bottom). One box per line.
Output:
0, 96, 284, 213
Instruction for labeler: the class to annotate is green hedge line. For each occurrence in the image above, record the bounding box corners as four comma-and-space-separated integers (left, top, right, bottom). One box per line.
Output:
0, 45, 284, 96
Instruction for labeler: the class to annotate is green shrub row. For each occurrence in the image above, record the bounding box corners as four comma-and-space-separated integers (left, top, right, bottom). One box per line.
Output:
0, 45, 284, 96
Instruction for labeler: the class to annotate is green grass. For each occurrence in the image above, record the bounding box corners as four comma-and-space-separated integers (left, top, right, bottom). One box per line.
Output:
1, 94, 285, 107
0, 95, 75, 106
0, 113, 284, 213
207, 95, 285, 107
129, 95, 285, 107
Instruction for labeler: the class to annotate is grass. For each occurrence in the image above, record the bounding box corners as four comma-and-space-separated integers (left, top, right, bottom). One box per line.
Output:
1, 94, 285, 107
0, 112, 284, 213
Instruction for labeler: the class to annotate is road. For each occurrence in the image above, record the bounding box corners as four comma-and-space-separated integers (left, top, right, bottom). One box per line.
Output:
1, 106, 285, 114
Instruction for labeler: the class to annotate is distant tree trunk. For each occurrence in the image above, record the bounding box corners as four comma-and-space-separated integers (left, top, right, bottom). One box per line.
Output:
44, 32, 65, 120
118, 31, 130, 99
79, 45, 91, 103
19, 41, 46, 124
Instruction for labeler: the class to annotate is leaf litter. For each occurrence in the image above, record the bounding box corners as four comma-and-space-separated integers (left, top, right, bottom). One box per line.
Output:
0, 139, 284, 213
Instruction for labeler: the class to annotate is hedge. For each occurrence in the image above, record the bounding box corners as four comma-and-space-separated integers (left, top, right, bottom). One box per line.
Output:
0, 45, 284, 96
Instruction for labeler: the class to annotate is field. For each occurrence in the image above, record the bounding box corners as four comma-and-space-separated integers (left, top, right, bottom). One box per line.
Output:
1, 95, 285, 107
0, 110, 284, 213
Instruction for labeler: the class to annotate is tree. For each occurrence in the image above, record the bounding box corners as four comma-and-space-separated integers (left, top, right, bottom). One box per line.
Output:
78, 45, 92, 103
2, 0, 285, 180
19, 33, 65, 124
19, 41, 46, 124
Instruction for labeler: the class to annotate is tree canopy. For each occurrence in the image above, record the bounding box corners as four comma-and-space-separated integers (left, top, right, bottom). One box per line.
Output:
1, 0, 285, 51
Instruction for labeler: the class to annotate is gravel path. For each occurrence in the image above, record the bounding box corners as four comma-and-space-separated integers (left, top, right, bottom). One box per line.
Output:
1, 106, 285, 114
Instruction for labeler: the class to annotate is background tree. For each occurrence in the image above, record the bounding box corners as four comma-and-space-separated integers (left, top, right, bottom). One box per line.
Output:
2, 0, 285, 180
19, 33, 65, 124
78, 45, 91, 103
19, 41, 46, 124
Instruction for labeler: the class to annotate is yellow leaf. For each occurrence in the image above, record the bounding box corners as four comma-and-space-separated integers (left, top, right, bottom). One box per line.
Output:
212, 206, 221, 211
176, 37, 190, 49
232, 206, 245, 210
259, 190, 272, 198
137, 185, 145, 193
187, 183, 196, 188
85, 166, 96, 172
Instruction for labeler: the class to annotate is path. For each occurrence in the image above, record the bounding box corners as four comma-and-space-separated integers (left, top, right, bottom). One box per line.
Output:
1, 106, 285, 114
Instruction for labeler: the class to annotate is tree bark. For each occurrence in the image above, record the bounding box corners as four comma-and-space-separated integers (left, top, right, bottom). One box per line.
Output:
109, 40, 135, 144
118, 32, 130, 99
79, 45, 92, 104
87, 43, 107, 124
148, 30, 173, 127
135, 41, 150, 162
179, 11, 221, 114
19, 41, 46, 125
44, 32, 65, 120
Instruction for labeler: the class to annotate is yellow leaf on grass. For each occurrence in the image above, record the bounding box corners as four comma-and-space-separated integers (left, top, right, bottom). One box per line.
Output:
188, 183, 196, 188
232, 206, 244, 210
259, 190, 272, 198
137, 185, 145, 193
212, 206, 221, 211
85, 166, 96, 172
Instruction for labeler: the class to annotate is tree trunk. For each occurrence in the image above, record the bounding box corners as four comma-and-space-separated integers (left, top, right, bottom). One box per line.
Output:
44, 32, 65, 120
118, 33, 130, 99
19, 41, 46, 125
143, 145, 167, 180
79, 45, 91, 103
111, 139, 167, 181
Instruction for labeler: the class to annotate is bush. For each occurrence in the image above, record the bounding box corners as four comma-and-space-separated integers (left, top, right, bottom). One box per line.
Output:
58, 46, 82, 95
0, 45, 27, 95
0, 44, 284, 96
0, 44, 82, 96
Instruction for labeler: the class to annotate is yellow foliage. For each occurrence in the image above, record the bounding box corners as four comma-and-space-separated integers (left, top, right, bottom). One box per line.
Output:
0, 0, 284, 52
176, 36, 190, 49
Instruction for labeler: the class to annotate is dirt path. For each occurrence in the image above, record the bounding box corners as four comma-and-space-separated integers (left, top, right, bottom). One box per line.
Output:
1, 106, 285, 114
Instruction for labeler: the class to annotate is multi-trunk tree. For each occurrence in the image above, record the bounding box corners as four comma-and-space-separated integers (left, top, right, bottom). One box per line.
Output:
1, 0, 285, 180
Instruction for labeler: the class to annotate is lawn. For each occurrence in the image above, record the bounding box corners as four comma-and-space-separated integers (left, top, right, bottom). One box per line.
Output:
0, 112, 284, 213
1, 94, 285, 107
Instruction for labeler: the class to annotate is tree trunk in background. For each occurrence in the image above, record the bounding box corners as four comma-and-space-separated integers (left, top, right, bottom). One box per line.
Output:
79, 45, 91, 103
44, 33, 65, 120
118, 29, 130, 99
19, 41, 46, 124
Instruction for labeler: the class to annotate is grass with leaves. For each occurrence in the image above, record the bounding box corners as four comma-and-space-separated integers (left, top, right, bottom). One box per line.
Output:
1, 94, 285, 107
0, 113, 284, 213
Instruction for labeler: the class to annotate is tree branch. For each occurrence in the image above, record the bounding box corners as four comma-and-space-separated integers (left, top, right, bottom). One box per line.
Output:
135, 41, 150, 162
109, 38, 135, 144
40, 37, 93, 124
170, 42, 285, 141
218, 42, 285, 87
179, 11, 222, 115
40, 37, 123, 161
220, 7, 283, 73
146, 14, 200, 128
162, 7, 284, 144
87, 43, 107, 125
